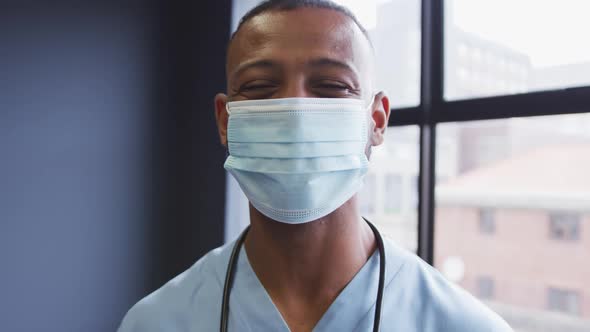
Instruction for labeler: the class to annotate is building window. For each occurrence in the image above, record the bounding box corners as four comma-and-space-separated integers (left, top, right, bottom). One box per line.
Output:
476, 276, 495, 300
478, 208, 495, 234
548, 287, 580, 315
549, 212, 581, 241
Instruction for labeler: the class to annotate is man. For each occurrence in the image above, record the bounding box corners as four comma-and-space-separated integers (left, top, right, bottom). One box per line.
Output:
118, 1, 512, 331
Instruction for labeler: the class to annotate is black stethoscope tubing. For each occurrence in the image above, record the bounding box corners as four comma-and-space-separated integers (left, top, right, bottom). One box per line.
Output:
220, 218, 386, 332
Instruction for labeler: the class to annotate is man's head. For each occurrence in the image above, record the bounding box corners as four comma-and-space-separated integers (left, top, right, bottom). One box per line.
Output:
230, 0, 373, 50
215, 0, 390, 150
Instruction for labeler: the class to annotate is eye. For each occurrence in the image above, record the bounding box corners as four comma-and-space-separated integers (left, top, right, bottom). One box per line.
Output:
239, 80, 277, 92
312, 80, 354, 97
315, 82, 349, 90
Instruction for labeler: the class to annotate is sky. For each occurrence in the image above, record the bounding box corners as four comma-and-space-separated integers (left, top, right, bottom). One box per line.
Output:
334, 0, 590, 68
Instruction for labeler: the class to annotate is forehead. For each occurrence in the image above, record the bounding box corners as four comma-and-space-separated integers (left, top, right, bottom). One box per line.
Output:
227, 8, 372, 77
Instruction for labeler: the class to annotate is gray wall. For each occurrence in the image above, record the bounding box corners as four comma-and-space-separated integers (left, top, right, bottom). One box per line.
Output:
0, 1, 231, 331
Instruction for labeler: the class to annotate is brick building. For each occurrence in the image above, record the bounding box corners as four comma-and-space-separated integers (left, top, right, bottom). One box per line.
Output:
436, 144, 590, 331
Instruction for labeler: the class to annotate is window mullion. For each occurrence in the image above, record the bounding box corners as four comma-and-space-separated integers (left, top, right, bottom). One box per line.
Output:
417, 0, 444, 264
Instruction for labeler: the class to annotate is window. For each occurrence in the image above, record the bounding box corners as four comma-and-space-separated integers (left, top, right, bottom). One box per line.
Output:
384, 174, 402, 213
360, 0, 421, 108
548, 288, 581, 316
445, 0, 590, 100
410, 175, 419, 209
549, 212, 581, 241
476, 276, 495, 300
478, 209, 495, 234
359, 127, 420, 253
359, 173, 377, 215
436, 114, 590, 329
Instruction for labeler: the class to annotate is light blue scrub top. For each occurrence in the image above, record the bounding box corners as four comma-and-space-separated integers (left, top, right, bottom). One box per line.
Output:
118, 235, 512, 331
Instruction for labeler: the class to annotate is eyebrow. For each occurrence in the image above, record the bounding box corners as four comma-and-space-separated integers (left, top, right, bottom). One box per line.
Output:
308, 57, 357, 75
231, 59, 277, 80
231, 57, 358, 80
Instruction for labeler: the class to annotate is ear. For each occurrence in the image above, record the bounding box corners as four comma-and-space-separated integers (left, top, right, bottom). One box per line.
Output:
214, 93, 229, 147
369, 91, 391, 147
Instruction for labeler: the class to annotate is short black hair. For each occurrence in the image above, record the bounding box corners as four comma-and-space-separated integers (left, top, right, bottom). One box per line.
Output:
230, 0, 372, 46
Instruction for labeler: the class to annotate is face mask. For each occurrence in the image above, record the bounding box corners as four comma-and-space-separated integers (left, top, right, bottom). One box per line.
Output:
224, 97, 371, 224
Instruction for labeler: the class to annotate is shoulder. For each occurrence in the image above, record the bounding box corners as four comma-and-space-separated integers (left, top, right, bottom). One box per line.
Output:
383, 238, 512, 332
117, 242, 234, 332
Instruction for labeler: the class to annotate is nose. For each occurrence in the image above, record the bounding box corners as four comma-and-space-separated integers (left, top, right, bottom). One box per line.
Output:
276, 76, 312, 99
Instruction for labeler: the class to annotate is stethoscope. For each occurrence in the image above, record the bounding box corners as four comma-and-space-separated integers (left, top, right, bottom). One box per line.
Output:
220, 218, 386, 332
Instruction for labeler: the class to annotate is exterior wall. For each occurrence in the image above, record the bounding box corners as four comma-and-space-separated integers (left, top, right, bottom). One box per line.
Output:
435, 206, 590, 318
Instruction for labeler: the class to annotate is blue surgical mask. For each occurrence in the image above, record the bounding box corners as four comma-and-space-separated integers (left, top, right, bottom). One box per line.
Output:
224, 97, 371, 224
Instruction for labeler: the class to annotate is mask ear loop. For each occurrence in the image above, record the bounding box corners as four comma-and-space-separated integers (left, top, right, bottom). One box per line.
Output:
364, 94, 377, 160
365, 92, 377, 111
225, 102, 232, 158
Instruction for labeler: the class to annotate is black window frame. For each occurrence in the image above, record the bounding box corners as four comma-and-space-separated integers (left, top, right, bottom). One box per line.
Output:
406, 0, 590, 264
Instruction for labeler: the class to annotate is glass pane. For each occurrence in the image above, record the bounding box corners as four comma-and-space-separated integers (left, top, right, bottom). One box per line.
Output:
349, 0, 421, 108
435, 114, 590, 331
360, 126, 419, 252
445, 0, 590, 100
231, 0, 422, 108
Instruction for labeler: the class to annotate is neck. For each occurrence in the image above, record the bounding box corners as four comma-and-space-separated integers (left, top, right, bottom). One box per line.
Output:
243, 195, 376, 327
